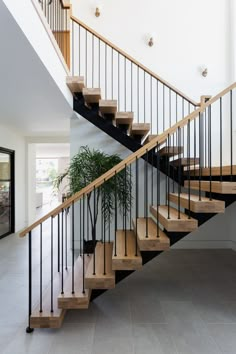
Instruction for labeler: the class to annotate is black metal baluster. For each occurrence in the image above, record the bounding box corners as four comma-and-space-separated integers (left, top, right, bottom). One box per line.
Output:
92, 35, 94, 88
50, 217, 54, 312
124, 165, 127, 255
209, 105, 212, 200
58, 213, 60, 272
135, 157, 139, 255
79, 25, 81, 76
82, 194, 85, 294
114, 172, 117, 257
163, 85, 165, 132
129, 164, 132, 230
145, 150, 148, 238
124, 58, 127, 111
72, 202, 75, 294
137, 66, 139, 123
65, 208, 68, 270
26, 231, 34, 333
112, 49, 114, 99
131, 62, 133, 112
105, 45, 107, 99
72, 21, 74, 76
80, 200, 82, 256
98, 39, 101, 88
198, 113, 202, 201
118, 53, 120, 111
151, 149, 154, 205
178, 127, 181, 219
144, 71, 146, 123
157, 81, 159, 134
93, 187, 96, 275
220, 97, 223, 181
187, 120, 191, 218
150, 76, 153, 133
169, 89, 171, 129
61, 209, 64, 294
156, 143, 160, 237
85, 31, 88, 86
39, 224, 43, 313
230, 90, 233, 180
103, 180, 106, 275
167, 135, 170, 219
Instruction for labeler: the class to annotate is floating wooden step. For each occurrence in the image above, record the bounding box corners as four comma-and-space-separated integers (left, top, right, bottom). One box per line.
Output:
171, 158, 200, 167
184, 180, 236, 194
112, 230, 142, 270
82, 88, 101, 104
150, 205, 198, 232
66, 76, 85, 93
30, 273, 66, 329
131, 123, 150, 143
159, 146, 184, 157
133, 218, 170, 251
99, 100, 117, 116
168, 193, 225, 213
58, 256, 91, 310
85, 242, 115, 289
186, 165, 236, 177
115, 112, 134, 134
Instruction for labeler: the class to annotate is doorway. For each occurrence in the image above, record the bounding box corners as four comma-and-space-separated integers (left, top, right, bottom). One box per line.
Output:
0, 147, 15, 238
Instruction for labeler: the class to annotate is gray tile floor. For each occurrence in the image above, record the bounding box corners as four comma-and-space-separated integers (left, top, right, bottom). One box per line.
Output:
1, 231, 236, 354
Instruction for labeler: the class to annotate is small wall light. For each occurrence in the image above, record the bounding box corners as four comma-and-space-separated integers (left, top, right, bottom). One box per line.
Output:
95, 7, 101, 17
202, 68, 208, 77
148, 37, 154, 47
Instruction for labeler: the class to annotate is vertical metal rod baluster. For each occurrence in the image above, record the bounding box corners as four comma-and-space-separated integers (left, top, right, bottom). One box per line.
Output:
129, 164, 132, 230
93, 187, 96, 275
105, 45, 107, 99
118, 53, 120, 111
137, 66, 139, 123
39, 224, 43, 313
209, 105, 212, 200
205, 108, 207, 168
178, 127, 181, 219
187, 120, 191, 218
220, 97, 223, 181
114, 172, 117, 257
61, 209, 64, 294
135, 158, 139, 255
131, 62, 133, 112
92, 35, 94, 88
103, 180, 106, 275
58, 213, 60, 272
124, 58, 126, 111
150, 76, 153, 133
157, 80, 159, 134
124, 165, 127, 255
85, 31, 88, 86
26, 231, 34, 333
199, 113, 202, 201
165, 139, 168, 206
193, 118, 196, 179
169, 89, 171, 129
182, 99, 185, 149
112, 49, 114, 99
87, 195, 89, 242
72, 202, 75, 294
101, 187, 103, 243
167, 135, 170, 219
82, 195, 85, 294
230, 90, 233, 180
50, 217, 54, 312
65, 208, 68, 270
172, 133, 175, 193
79, 25, 81, 76
156, 143, 160, 237
151, 149, 154, 205
163, 85, 165, 132
98, 39, 101, 87
145, 150, 148, 238
144, 71, 146, 123
79, 201, 82, 256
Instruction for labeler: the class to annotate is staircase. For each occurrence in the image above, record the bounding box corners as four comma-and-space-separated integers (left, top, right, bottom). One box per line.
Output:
20, 0, 236, 332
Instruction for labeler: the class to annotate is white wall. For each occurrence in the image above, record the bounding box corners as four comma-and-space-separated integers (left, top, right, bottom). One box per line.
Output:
0, 124, 26, 232
71, 0, 232, 101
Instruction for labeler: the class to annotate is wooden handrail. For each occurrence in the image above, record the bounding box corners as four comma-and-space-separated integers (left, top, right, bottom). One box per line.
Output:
70, 15, 198, 107
19, 82, 236, 237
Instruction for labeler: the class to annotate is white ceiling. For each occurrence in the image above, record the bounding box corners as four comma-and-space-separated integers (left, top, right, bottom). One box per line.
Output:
0, 1, 73, 135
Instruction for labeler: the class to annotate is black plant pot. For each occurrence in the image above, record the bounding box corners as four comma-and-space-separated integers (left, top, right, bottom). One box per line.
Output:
83, 239, 97, 254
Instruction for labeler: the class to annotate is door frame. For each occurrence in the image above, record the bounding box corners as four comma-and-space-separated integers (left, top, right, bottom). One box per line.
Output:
0, 147, 15, 239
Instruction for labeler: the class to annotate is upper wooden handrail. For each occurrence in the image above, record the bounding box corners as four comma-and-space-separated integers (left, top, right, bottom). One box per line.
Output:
60, 0, 71, 9
70, 15, 198, 107
19, 82, 236, 237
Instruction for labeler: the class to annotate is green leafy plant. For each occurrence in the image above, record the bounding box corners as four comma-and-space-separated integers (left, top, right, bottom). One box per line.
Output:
55, 146, 132, 247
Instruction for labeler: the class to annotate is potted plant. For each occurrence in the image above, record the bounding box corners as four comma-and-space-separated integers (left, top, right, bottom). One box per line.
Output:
55, 146, 132, 253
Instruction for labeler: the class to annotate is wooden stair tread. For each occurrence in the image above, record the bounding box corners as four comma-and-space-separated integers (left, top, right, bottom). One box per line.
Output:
85, 242, 115, 289
112, 230, 142, 270
185, 180, 236, 194
133, 218, 170, 251
58, 256, 91, 309
169, 193, 225, 213
31, 273, 66, 329
115, 112, 134, 134
145, 135, 158, 144
82, 88, 101, 104
131, 123, 150, 135
66, 76, 85, 93
159, 146, 184, 157
99, 100, 117, 115
150, 205, 198, 232
186, 165, 236, 177
171, 158, 200, 167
